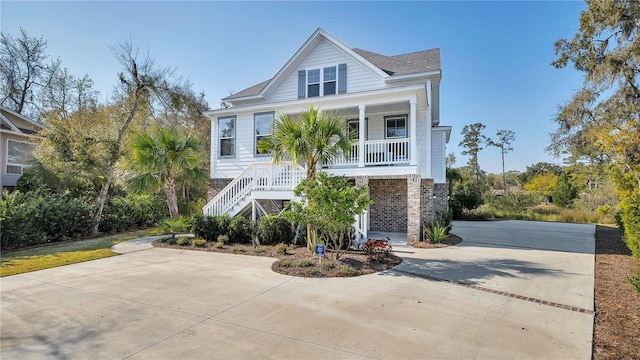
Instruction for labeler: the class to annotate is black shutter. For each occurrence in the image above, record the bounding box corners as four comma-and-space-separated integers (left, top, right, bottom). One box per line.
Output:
298, 70, 306, 99
338, 63, 347, 94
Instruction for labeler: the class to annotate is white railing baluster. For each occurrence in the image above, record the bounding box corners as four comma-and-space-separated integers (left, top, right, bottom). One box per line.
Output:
203, 161, 305, 216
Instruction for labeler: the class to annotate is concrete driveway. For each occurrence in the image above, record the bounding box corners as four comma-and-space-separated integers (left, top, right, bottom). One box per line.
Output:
1, 220, 594, 359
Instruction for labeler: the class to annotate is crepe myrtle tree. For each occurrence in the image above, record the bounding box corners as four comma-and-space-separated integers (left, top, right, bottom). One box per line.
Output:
283, 173, 371, 260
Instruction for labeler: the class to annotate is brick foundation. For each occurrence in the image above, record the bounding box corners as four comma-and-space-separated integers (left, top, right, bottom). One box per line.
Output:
208, 178, 233, 201
369, 179, 407, 232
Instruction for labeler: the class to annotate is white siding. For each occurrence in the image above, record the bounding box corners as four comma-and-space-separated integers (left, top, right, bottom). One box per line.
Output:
212, 112, 274, 178
268, 39, 385, 102
416, 111, 430, 178
431, 130, 446, 184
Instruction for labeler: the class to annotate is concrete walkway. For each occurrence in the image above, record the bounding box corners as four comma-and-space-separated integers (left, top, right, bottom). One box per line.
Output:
1, 220, 594, 359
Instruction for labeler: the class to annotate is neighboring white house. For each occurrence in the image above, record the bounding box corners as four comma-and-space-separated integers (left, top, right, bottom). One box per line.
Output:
204, 28, 451, 242
0, 106, 45, 189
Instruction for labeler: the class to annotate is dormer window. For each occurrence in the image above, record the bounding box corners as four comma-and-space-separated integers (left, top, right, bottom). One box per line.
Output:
323, 66, 336, 95
307, 69, 320, 97
298, 63, 346, 99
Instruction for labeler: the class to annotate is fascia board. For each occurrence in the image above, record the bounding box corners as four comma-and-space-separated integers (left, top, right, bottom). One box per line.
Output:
205, 84, 426, 118
384, 70, 441, 83
0, 106, 46, 129
433, 125, 452, 143
258, 28, 390, 99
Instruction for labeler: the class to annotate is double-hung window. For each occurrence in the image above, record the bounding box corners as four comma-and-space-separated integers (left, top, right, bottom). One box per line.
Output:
307, 69, 320, 97
255, 112, 274, 155
298, 63, 346, 99
385, 116, 407, 138
218, 116, 235, 157
323, 66, 336, 95
6, 139, 36, 174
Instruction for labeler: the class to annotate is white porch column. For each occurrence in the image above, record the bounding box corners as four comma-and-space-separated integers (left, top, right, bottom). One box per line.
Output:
425, 79, 433, 178
358, 105, 366, 168
410, 99, 417, 166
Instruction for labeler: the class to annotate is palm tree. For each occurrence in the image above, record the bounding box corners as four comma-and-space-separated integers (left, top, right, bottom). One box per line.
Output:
128, 125, 206, 218
258, 106, 352, 180
258, 106, 353, 249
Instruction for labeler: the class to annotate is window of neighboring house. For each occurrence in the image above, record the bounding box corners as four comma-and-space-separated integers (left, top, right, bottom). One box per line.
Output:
218, 116, 235, 157
385, 116, 407, 138
307, 69, 320, 97
6, 139, 37, 174
255, 112, 274, 155
323, 66, 336, 95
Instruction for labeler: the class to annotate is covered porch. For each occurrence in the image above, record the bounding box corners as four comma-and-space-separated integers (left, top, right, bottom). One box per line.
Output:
322, 97, 429, 171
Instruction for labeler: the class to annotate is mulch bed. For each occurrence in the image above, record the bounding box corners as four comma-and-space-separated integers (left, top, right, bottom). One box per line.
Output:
593, 225, 640, 359
153, 239, 403, 277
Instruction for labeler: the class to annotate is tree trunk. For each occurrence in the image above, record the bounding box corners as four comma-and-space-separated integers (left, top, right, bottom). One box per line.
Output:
91, 163, 116, 234
502, 148, 507, 193
163, 175, 180, 219
90, 97, 140, 235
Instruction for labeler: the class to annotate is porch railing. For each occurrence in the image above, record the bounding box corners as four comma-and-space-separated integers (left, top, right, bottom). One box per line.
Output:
203, 162, 305, 216
328, 138, 411, 167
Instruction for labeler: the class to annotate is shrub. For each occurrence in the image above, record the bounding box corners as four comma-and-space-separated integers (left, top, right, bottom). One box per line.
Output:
99, 194, 168, 233
305, 268, 320, 276
1, 190, 93, 249
619, 193, 640, 259
484, 192, 539, 214
163, 237, 177, 245
232, 245, 245, 253
614, 210, 624, 229
552, 173, 577, 208
160, 216, 191, 237
322, 261, 335, 269
258, 216, 293, 245
176, 237, 190, 246
273, 242, 288, 255
213, 241, 224, 249
296, 259, 314, 267
423, 219, 449, 244
217, 234, 229, 244
192, 214, 230, 242
253, 246, 266, 253
339, 266, 357, 276
279, 260, 292, 267
228, 216, 253, 244
191, 238, 207, 247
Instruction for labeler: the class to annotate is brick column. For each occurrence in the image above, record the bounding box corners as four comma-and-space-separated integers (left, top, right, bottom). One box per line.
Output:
407, 174, 421, 242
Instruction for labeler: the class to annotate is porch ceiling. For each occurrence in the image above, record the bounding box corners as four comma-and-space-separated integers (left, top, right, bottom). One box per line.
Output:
336, 102, 412, 118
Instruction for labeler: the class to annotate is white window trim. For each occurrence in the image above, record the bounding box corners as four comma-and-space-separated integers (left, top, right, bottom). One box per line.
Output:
6, 138, 37, 175
347, 118, 367, 140
254, 112, 274, 157
323, 65, 337, 96
306, 64, 340, 98
384, 115, 408, 139
218, 116, 236, 158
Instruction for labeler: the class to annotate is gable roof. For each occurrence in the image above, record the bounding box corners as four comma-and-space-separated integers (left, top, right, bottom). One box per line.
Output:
0, 105, 46, 138
223, 28, 440, 101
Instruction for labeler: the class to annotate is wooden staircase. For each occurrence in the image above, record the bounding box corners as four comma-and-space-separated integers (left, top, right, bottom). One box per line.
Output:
203, 162, 306, 218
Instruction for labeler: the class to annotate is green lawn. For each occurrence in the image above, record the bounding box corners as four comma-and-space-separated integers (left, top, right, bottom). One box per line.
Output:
1, 228, 160, 277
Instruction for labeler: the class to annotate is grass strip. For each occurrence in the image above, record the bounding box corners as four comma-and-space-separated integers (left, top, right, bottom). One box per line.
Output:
1, 228, 159, 277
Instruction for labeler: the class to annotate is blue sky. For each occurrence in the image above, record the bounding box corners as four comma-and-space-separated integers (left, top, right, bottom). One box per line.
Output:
2, 1, 586, 174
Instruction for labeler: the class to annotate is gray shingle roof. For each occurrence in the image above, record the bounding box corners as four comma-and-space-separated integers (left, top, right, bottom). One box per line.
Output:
222, 79, 270, 101
223, 47, 441, 100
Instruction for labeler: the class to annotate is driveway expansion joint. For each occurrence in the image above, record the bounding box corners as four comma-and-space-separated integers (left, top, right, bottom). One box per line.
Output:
390, 268, 594, 314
